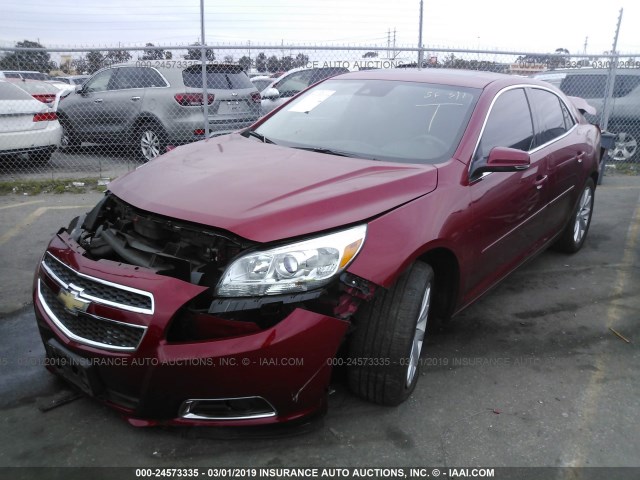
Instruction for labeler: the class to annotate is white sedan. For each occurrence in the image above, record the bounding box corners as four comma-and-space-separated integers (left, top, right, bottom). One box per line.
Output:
0, 80, 62, 164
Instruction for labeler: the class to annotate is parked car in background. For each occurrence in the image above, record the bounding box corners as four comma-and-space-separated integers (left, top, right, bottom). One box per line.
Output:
0, 79, 61, 164
52, 75, 90, 86
0, 71, 23, 79
34, 69, 600, 426
534, 68, 640, 162
57, 62, 261, 161
0, 70, 52, 81
6, 78, 62, 105
259, 66, 349, 114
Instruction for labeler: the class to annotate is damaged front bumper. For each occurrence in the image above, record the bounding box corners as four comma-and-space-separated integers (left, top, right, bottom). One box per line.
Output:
33, 232, 350, 426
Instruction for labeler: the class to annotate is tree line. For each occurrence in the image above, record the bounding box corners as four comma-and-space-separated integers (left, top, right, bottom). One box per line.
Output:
0, 40, 310, 75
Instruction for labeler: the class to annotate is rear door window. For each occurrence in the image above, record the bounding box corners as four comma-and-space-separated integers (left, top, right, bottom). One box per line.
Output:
112, 67, 167, 90
527, 88, 569, 145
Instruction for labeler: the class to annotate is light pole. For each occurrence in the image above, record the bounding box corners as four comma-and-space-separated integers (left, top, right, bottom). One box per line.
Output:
417, 0, 424, 69
200, 0, 210, 138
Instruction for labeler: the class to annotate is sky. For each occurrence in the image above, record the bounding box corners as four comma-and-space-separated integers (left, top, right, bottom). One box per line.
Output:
2, 0, 640, 56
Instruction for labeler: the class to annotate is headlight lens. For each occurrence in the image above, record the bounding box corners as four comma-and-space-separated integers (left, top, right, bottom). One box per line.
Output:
216, 225, 367, 297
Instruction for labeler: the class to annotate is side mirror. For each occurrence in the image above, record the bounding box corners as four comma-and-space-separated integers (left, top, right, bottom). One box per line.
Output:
262, 87, 280, 100
471, 147, 530, 178
75, 84, 85, 94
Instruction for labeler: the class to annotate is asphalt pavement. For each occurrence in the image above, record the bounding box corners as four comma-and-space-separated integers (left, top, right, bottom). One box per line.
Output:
0, 176, 639, 469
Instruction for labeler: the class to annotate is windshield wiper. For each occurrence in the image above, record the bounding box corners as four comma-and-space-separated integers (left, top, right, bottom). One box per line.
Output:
244, 130, 275, 144
292, 146, 377, 160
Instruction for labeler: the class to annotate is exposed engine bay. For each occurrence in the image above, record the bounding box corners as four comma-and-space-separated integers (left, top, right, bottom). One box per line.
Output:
69, 193, 249, 289
65, 193, 374, 328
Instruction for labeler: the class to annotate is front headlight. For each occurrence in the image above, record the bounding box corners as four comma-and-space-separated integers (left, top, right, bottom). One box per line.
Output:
216, 225, 367, 297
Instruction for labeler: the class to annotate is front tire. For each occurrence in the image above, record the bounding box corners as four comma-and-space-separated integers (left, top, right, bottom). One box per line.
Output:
554, 178, 595, 253
348, 261, 434, 406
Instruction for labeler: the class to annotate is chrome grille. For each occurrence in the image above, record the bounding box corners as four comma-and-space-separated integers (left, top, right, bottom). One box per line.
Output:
42, 253, 153, 313
38, 280, 146, 351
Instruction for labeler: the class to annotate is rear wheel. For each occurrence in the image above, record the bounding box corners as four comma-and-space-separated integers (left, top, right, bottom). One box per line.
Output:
554, 178, 595, 253
607, 124, 638, 162
60, 120, 81, 153
348, 261, 434, 406
136, 123, 166, 162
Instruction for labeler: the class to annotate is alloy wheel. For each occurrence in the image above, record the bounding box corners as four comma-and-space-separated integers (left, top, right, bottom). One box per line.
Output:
573, 186, 593, 244
406, 283, 431, 387
140, 129, 161, 161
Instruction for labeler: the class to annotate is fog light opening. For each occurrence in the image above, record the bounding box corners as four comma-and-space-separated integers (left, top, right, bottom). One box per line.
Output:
179, 396, 277, 421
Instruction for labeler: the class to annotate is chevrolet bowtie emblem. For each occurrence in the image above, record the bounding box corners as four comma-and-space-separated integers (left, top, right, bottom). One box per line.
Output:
57, 284, 90, 315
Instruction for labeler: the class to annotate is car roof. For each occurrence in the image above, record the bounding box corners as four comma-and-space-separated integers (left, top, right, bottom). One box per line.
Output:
109, 62, 241, 69
330, 68, 530, 89
6, 78, 60, 94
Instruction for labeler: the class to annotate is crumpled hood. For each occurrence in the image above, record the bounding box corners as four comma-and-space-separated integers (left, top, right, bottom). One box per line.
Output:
109, 134, 438, 242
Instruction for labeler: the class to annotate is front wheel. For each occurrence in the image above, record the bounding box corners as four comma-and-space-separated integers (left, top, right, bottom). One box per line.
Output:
348, 261, 434, 406
553, 178, 595, 253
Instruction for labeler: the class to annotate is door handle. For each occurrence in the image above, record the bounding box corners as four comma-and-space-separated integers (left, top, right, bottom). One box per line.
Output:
93, 98, 103, 103
576, 151, 585, 163
130, 96, 141, 101
534, 175, 548, 190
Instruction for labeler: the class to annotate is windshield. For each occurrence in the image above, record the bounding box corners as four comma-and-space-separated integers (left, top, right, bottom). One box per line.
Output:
254, 79, 480, 164
252, 79, 272, 92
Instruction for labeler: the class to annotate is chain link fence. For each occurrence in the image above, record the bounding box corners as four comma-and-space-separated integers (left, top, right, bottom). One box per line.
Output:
1, 44, 639, 182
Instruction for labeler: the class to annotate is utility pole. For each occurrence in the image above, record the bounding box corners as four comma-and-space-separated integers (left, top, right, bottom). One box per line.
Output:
387, 28, 390, 55
583, 36, 588, 55
200, 0, 209, 138
601, 8, 623, 132
417, 0, 424, 69
393, 28, 396, 59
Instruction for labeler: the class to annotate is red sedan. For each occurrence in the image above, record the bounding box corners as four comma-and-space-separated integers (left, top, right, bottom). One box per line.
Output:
33, 69, 601, 426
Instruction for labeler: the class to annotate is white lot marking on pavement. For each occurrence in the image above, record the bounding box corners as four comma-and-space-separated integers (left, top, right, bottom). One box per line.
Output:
0, 200, 45, 210
0, 206, 91, 247
563, 192, 640, 467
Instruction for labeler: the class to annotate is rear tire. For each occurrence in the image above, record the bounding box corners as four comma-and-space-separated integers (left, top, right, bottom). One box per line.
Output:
554, 178, 595, 253
136, 123, 167, 162
60, 120, 81, 153
348, 261, 434, 406
607, 124, 638, 162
